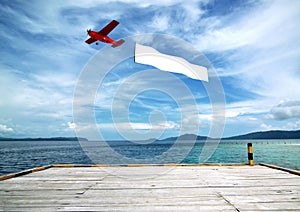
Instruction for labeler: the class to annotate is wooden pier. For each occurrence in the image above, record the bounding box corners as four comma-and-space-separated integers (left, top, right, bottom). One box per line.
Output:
0, 164, 299, 211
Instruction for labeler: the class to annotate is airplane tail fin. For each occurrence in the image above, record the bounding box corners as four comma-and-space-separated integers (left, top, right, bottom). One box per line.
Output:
112, 39, 125, 48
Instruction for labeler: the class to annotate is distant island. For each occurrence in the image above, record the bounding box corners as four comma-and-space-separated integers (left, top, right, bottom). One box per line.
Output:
160, 134, 208, 141
0, 137, 88, 141
160, 129, 300, 141
222, 130, 300, 140
1, 130, 299, 142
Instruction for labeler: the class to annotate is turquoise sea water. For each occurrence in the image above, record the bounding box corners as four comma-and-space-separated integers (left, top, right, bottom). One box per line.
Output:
0, 139, 299, 176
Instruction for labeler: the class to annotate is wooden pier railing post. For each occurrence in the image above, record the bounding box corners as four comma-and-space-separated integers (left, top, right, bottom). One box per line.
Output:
247, 143, 254, 166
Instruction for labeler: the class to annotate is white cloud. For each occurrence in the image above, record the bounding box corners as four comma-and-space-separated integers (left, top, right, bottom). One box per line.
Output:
195, 0, 300, 116
225, 111, 241, 118
0, 124, 13, 132
67, 122, 76, 129
260, 123, 274, 131
0, 66, 75, 137
97, 121, 179, 131
66, 0, 187, 7
30, 71, 77, 89
197, 0, 300, 52
151, 15, 170, 31
226, 99, 275, 117
269, 100, 300, 120
196, 1, 300, 102
286, 119, 300, 129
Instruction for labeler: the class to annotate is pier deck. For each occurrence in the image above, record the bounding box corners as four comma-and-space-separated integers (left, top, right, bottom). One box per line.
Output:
0, 164, 299, 211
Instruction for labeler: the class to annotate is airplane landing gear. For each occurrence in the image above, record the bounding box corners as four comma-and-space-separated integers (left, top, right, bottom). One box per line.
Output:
96, 42, 98, 45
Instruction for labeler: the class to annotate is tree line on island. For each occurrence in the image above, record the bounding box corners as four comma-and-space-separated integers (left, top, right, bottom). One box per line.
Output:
160, 129, 300, 141
0, 137, 88, 141
0, 129, 300, 141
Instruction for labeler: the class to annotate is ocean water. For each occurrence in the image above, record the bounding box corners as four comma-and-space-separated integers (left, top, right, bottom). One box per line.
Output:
0, 139, 299, 176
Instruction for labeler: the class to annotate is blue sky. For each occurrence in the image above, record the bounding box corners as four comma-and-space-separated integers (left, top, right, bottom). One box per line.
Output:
0, 0, 300, 140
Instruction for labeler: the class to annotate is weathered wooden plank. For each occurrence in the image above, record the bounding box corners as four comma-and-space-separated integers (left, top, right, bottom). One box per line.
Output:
0, 190, 86, 196
4, 178, 298, 189
235, 201, 300, 211
0, 205, 236, 212
223, 194, 300, 203
0, 183, 97, 190
0, 196, 229, 206
3, 186, 295, 199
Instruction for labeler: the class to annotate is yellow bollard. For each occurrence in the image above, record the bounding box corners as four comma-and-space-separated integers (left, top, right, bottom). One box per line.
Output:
247, 143, 254, 166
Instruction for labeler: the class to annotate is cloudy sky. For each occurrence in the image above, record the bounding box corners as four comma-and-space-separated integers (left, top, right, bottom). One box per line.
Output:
0, 0, 300, 140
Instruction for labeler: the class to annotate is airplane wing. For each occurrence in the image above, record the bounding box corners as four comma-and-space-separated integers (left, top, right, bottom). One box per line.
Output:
98, 20, 119, 36
85, 37, 97, 44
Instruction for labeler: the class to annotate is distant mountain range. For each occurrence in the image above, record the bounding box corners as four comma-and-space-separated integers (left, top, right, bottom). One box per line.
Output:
160, 134, 208, 141
0, 137, 88, 141
222, 130, 300, 140
1, 130, 299, 141
160, 130, 300, 141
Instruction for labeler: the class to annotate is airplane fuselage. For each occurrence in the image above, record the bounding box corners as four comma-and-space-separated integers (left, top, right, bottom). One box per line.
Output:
88, 31, 116, 44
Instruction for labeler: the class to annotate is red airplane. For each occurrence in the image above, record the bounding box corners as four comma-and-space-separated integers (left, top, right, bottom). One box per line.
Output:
85, 20, 125, 48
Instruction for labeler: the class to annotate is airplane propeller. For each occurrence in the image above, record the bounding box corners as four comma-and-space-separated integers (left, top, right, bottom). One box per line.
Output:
87, 29, 91, 33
